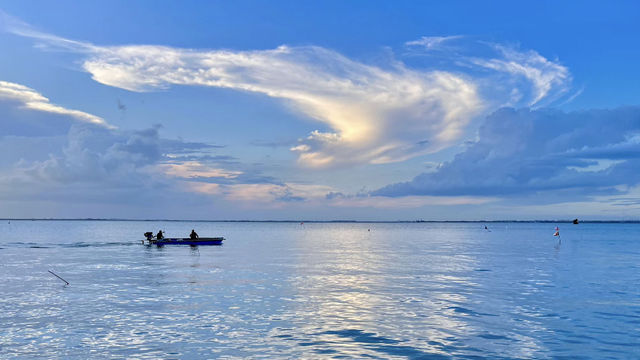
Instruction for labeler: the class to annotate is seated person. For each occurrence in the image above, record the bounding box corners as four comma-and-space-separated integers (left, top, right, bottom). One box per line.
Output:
190, 229, 199, 240
156, 230, 164, 240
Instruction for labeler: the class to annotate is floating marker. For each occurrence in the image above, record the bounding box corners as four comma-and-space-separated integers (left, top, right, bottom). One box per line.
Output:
48, 270, 69, 285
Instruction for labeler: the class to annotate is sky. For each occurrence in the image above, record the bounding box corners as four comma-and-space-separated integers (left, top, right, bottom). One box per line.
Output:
1, 0, 639, 220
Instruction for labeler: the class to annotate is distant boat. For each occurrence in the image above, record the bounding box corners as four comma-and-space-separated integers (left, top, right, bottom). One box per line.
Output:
142, 236, 224, 246
573, 218, 579, 224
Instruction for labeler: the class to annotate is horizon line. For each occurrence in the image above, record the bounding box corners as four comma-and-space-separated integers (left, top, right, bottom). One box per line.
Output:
2, 218, 639, 223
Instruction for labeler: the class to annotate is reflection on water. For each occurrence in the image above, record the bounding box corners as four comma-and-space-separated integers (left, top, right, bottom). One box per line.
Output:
278, 224, 486, 358
1, 221, 640, 358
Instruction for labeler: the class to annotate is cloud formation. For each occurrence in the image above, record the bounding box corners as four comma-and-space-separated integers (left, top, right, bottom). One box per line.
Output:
469, 45, 571, 106
82, 45, 485, 167
3, 126, 163, 189
0, 81, 114, 128
0, 119, 316, 210
373, 107, 640, 201
405, 35, 463, 50
5, 21, 572, 168
405, 38, 572, 108
188, 182, 333, 206
0, 77, 318, 211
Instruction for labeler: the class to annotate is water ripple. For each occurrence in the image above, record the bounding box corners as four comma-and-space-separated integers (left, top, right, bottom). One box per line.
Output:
1, 221, 640, 358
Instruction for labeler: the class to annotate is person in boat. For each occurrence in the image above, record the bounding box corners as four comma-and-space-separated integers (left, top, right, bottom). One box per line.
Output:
190, 229, 199, 240
156, 230, 164, 240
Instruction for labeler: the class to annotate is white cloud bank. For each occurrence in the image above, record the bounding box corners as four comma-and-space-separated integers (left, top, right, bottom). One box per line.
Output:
0, 81, 114, 128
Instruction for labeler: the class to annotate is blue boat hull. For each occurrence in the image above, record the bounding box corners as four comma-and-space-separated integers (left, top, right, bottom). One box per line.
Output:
150, 237, 224, 246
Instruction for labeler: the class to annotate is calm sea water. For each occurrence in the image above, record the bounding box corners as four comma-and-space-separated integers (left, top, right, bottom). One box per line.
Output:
1, 221, 639, 359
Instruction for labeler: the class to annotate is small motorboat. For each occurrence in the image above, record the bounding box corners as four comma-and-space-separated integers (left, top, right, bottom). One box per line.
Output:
142, 232, 224, 246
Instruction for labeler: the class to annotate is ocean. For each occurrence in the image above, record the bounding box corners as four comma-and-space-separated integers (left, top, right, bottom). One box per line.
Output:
1, 220, 639, 359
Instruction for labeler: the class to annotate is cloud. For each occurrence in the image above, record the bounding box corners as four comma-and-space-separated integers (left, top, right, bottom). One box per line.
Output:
162, 161, 242, 179
405, 38, 571, 108
251, 139, 298, 148
469, 44, 571, 106
0, 79, 296, 210
373, 107, 640, 200
8, 126, 161, 186
0, 10, 94, 53
187, 182, 334, 206
328, 194, 495, 209
0, 81, 114, 128
405, 35, 463, 50
0, 120, 301, 211
5, 19, 572, 168
185, 181, 495, 209
80, 45, 484, 168
0, 123, 225, 199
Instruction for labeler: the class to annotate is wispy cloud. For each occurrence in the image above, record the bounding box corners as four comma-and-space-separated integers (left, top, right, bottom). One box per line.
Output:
0, 81, 114, 128
406, 37, 572, 108
405, 35, 463, 50
5, 16, 572, 169
79, 44, 485, 168
469, 44, 571, 106
0, 10, 95, 53
162, 161, 242, 179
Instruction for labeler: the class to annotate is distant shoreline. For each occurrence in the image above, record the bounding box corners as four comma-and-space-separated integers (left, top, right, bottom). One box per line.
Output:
2, 218, 639, 223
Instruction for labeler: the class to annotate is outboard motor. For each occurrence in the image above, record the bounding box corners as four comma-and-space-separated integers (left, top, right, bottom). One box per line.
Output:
144, 232, 154, 240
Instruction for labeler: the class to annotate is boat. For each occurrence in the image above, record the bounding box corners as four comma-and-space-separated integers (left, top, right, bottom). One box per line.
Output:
142, 235, 224, 246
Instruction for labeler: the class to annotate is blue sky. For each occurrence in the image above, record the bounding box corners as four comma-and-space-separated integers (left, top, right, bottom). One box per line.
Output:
1, 1, 639, 220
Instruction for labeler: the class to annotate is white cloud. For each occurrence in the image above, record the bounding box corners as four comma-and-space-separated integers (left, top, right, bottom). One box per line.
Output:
329, 194, 495, 209
5, 25, 485, 167
405, 38, 572, 108
185, 177, 495, 209
469, 45, 571, 106
405, 35, 463, 50
187, 181, 335, 206
79, 45, 484, 167
162, 161, 242, 179
0, 81, 114, 128
7, 21, 572, 169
